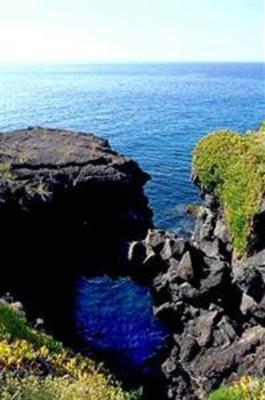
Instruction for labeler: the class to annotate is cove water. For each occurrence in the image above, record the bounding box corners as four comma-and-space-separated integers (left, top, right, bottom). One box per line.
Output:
75, 276, 167, 377
1, 63, 264, 374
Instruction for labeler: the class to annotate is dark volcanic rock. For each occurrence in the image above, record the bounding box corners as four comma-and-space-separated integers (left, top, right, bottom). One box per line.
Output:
0, 127, 153, 338
0, 127, 152, 240
127, 187, 265, 399
169, 251, 194, 283
0, 127, 153, 246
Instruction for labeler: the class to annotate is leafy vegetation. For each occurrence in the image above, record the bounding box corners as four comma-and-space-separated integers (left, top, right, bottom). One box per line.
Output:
192, 122, 265, 254
208, 377, 265, 400
0, 301, 140, 400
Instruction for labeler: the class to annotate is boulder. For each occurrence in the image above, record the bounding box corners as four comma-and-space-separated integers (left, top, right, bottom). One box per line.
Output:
145, 229, 166, 254
168, 251, 194, 283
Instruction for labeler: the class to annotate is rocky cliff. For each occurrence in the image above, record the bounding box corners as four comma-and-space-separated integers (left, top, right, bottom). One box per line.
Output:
0, 127, 153, 337
0, 126, 152, 242
128, 124, 265, 399
129, 197, 265, 399
1, 125, 265, 399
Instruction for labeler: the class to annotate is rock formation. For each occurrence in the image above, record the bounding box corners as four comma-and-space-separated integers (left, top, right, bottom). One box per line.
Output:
1, 125, 265, 399
0, 126, 152, 241
127, 124, 265, 399
128, 189, 265, 399
0, 127, 153, 337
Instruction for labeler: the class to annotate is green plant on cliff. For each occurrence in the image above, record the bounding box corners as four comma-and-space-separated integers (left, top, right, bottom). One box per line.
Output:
192, 122, 265, 255
0, 301, 140, 400
208, 376, 265, 400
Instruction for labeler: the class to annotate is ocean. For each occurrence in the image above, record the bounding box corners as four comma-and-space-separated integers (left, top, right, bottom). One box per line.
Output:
1, 62, 264, 376
1, 63, 264, 229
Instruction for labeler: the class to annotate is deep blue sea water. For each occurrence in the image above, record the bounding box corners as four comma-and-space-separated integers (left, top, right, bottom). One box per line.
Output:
1, 63, 264, 375
75, 276, 167, 376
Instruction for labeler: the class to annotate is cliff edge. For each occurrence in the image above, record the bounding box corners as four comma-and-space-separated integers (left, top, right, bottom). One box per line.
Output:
128, 122, 265, 399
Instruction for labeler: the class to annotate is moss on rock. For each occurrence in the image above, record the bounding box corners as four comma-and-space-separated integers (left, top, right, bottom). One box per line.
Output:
192, 122, 265, 255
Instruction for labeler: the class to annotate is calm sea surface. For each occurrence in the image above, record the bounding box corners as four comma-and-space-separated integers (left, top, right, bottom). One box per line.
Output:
1, 63, 264, 374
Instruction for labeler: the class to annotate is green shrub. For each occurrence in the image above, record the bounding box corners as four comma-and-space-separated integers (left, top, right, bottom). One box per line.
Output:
0, 302, 140, 400
0, 302, 61, 351
192, 122, 265, 254
208, 377, 265, 400
0, 374, 140, 400
208, 386, 241, 400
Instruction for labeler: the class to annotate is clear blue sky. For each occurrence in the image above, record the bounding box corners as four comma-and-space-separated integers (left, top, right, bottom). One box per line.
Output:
0, 0, 264, 63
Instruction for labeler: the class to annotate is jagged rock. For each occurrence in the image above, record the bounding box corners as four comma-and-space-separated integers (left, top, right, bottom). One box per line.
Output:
177, 282, 200, 302
192, 206, 215, 244
160, 237, 188, 261
152, 273, 169, 297
200, 259, 228, 293
162, 348, 198, 400
172, 238, 189, 259
195, 326, 265, 388
199, 239, 220, 259
214, 316, 237, 348
142, 252, 167, 276
145, 229, 166, 254
233, 264, 265, 302
163, 324, 265, 399
253, 297, 265, 323
160, 238, 175, 261
204, 194, 218, 209
249, 249, 265, 267
214, 218, 230, 244
167, 258, 180, 282
179, 335, 200, 363
127, 137, 265, 399
128, 241, 147, 264
240, 293, 257, 316
170, 251, 194, 282
131, 184, 265, 399
154, 302, 178, 322
193, 311, 218, 347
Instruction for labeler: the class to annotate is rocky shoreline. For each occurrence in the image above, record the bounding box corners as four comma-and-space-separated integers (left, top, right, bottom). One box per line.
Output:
128, 193, 265, 399
127, 123, 265, 399
1, 126, 265, 399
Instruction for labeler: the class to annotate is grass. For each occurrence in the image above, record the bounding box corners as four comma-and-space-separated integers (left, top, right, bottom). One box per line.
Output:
0, 301, 140, 400
208, 377, 265, 400
192, 122, 265, 255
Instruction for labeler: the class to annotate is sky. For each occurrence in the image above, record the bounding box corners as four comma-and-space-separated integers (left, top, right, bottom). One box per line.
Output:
0, 0, 264, 64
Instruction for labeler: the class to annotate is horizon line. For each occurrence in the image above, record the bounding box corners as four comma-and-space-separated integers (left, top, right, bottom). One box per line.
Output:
0, 60, 264, 66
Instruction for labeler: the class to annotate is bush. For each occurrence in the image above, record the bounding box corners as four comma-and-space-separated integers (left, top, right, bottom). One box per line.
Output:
208, 377, 265, 400
0, 375, 139, 400
0, 302, 140, 400
0, 301, 61, 351
208, 386, 242, 400
192, 122, 265, 254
